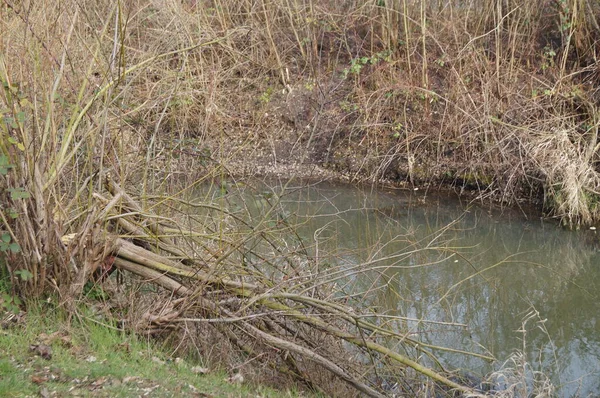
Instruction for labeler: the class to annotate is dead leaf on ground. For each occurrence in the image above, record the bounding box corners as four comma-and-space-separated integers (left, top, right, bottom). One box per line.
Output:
116, 341, 130, 353
151, 356, 165, 365
90, 376, 108, 390
191, 366, 209, 374
29, 344, 52, 360
1, 311, 24, 329
38, 331, 71, 347
123, 376, 141, 383
140, 384, 160, 396
110, 378, 122, 387
226, 372, 244, 384
31, 375, 48, 384
187, 384, 214, 397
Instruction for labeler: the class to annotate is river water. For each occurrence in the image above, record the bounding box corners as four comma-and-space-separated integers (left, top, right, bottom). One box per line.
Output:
204, 179, 600, 396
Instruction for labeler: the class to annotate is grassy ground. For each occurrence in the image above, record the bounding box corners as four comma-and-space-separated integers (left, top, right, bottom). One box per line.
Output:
0, 300, 307, 398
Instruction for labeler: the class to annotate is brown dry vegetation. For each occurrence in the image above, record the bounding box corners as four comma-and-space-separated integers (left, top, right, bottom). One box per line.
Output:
1, 0, 599, 396
2, 0, 598, 224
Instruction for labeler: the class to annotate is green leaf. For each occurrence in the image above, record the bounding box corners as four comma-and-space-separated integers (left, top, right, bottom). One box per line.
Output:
8, 208, 18, 219
4, 303, 19, 314
1, 233, 10, 243
7, 136, 25, 151
9, 243, 20, 253
0, 164, 11, 174
15, 269, 32, 281
19, 98, 32, 108
9, 188, 30, 200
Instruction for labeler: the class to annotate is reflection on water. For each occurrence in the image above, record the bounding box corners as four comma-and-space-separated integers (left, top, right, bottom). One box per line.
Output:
201, 179, 600, 396
277, 181, 600, 396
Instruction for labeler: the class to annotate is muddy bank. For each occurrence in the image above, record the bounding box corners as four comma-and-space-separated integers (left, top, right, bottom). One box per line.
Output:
204, 77, 546, 213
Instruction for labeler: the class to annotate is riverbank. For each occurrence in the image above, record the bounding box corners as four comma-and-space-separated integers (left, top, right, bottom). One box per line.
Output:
3, 1, 597, 224
115, 0, 597, 226
1, 1, 598, 396
0, 299, 311, 397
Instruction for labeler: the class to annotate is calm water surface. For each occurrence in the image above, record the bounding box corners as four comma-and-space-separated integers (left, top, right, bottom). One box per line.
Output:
207, 179, 600, 395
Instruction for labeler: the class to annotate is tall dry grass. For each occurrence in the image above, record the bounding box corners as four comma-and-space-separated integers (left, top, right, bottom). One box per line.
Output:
0, 0, 598, 296
0, 0, 597, 305
319, 0, 600, 226
2, 0, 597, 395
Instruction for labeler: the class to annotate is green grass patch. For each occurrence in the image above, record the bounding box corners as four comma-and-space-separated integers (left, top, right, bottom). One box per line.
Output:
0, 302, 304, 397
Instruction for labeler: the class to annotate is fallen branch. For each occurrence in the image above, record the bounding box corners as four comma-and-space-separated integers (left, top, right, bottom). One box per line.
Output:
107, 234, 474, 395
73, 176, 486, 396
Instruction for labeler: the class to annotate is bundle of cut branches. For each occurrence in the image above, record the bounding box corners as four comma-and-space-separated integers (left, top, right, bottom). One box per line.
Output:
64, 175, 490, 397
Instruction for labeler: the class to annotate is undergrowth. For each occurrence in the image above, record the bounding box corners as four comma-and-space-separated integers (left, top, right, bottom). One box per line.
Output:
1, 0, 599, 396
0, 298, 308, 397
